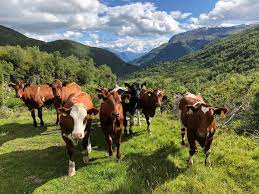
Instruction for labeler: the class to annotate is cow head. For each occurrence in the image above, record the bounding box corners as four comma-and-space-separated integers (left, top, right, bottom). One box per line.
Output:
124, 82, 141, 99
49, 80, 63, 99
9, 80, 28, 98
185, 102, 228, 124
58, 105, 98, 140
97, 89, 124, 119
147, 89, 166, 107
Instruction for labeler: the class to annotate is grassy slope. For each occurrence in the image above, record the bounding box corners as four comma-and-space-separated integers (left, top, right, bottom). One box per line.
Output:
0, 110, 258, 193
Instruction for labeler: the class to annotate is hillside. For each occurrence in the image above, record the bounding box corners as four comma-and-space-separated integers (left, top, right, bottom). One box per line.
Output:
132, 25, 247, 67
128, 24, 259, 135
0, 25, 138, 75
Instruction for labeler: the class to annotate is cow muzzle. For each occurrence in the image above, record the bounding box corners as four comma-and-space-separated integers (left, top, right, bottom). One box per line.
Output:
72, 132, 85, 140
111, 112, 120, 118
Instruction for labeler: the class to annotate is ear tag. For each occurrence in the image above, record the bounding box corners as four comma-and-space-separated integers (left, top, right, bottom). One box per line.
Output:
187, 109, 193, 115
91, 114, 95, 119
125, 98, 130, 103
220, 111, 225, 118
148, 93, 151, 96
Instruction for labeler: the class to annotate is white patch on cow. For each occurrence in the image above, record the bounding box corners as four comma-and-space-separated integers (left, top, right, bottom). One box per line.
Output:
70, 104, 87, 139
68, 160, 76, 176
42, 97, 45, 102
201, 106, 210, 114
188, 155, 193, 166
62, 133, 78, 145
37, 86, 40, 93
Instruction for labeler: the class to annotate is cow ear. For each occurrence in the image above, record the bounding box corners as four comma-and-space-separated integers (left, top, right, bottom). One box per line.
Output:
124, 83, 131, 90
58, 107, 71, 116
97, 93, 107, 100
214, 107, 228, 116
24, 84, 31, 89
185, 105, 199, 115
8, 82, 16, 88
141, 82, 147, 89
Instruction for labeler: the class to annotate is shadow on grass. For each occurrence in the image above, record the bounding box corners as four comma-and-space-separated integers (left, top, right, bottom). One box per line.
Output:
90, 120, 145, 153
110, 142, 186, 193
0, 123, 47, 146
0, 146, 68, 193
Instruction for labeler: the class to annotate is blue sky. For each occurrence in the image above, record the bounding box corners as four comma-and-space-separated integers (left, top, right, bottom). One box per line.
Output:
0, 0, 258, 53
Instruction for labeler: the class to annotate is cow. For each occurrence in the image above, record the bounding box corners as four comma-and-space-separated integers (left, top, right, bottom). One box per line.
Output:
9, 80, 54, 127
58, 91, 98, 176
96, 88, 127, 160
48, 80, 81, 124
118, 82, 142, 135
179, 93, 228, 166
138, 83, 166, 133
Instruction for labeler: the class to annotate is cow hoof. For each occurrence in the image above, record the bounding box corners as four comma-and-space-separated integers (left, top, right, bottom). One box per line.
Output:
181, 141, 185, 146
188, 159, 194, 167
68, 168, 76, 177
83, 156, 89, 164
40, 122, 44, 126
205, 159, 211, 166
129, 130, 133, 135
33, 123, 37, 127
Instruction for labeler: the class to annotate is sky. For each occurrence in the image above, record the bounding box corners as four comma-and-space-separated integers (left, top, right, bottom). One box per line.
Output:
0, 0, 258, 53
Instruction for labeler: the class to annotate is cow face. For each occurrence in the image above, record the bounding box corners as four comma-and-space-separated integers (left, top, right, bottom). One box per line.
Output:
148, 89, 166, 107
58, 105, 95, 140
97, 89, 123, 119
50, 80, 63, 99
9, 81, 26, 98
124, 82, 141, 99
186, 103, 228, 125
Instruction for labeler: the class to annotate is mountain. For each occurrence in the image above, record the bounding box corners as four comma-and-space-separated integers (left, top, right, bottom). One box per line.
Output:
113, 50, 145, 62
127, 24, 259, 134
132, 25, 248, 67
0, 25, 138, 75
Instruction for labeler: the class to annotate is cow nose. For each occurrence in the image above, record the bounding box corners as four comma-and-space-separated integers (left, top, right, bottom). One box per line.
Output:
72, 132, 84, 140
112, 112, 120, 118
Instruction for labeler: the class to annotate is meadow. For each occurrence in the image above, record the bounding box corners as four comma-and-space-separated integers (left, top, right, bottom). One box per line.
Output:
0, 109, 258, 194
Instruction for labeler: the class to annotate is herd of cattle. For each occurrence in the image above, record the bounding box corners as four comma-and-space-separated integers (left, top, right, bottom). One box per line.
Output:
9, 80, 227, 176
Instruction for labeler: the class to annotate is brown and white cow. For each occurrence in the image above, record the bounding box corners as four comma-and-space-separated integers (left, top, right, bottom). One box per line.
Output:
48, 80, 81, 124
58, 91, 98, 176
138, 84, 167, 133
96, 88, 126, 160
179, 93, 228, 166
9, 80, 54, 127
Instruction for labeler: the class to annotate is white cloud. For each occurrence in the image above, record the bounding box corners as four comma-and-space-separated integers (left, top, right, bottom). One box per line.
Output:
192, 0, 259, 27
0, 1, 183, 36
170, 11, 192, 20
84, 35, 170, 53
25, 31, 82, 42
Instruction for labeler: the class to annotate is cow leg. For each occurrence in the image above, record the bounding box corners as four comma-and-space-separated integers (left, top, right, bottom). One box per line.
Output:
129, 115, 134, 134
115, 131, 122, 160
105, 133, 113, 157
204, 137, 213, 166
29, 109, 37, 127
37, 107, 44, 126
144, 114, 151, 133
56, 110, 60, 125
82, 131, 91, 164
187, 130, 197, 166
136, 109, 141, 126
123, 115, 128, 135
181, 128, 186, 145
63, 136, 76, 176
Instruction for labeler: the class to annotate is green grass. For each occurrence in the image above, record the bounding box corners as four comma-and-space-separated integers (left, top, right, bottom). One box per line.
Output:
0, 110, 258, 194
